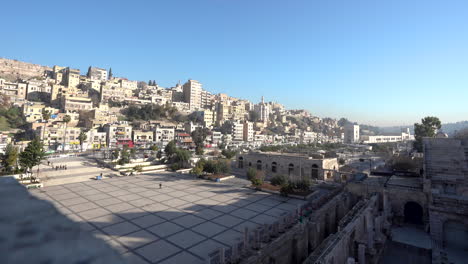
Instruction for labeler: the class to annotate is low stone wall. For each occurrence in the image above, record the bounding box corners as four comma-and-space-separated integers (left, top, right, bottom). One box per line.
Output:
0, 177, 125, 264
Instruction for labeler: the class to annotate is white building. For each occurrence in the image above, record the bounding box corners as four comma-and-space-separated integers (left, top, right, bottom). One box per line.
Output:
344, 124, 360, 143
89, 67, 108, 81
253, 96, 270, 123
232, 121, 244, 141
361, 128, 415, 144
300, 131, 317, 144
154, 125, 175, 148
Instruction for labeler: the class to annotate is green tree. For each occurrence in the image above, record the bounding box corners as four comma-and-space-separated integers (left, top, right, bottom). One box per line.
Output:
112, 149, 120, 160
19, 138, 45, 178
87, 66, 92, 78
62, 115, 71, 152
221, 149, 237, 159
414, 116, 442, 152
1, 143, 19, 173
173, 148, 191, 168
118, 146, 131, 165
108, 68, 113, 79
77, 130, 87, 152
150, 145, 158, 151
130, 148, 136, 159
42, 108, 51, 141
191, 127, 209, 155
164, 140, 177, 158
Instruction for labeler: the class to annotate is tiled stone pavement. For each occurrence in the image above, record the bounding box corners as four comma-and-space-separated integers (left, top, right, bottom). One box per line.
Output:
30, 172, 305, 264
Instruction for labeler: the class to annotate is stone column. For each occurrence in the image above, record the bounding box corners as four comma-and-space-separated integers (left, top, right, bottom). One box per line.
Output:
374, 215, 382, 239
383, 191, 389, 219
219, 248, 225, 264
358, 244, 366, 264
231, 243, 238, 262
365, 209, 375, 250
253, 229, 260, 249
243, 227, 249, 251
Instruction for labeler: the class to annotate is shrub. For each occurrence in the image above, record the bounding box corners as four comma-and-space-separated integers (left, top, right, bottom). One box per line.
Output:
270, 175, 288, 186
202, 159, 230, 175
170, 163, 181, 171
191, 165, 204, 176
221, 149, 237, 159
280, 183, 293, 197
247, 168, 257, 181
251, 177, 263, 187
133, 165, 143, 173
296, 178, 311, 191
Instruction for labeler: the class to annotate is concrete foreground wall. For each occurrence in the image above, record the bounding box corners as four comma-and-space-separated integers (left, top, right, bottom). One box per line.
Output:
0, 177, 126, 264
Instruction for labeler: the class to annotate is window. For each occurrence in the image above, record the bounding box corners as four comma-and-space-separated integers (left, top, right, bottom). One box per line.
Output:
311, 164, 319, 179
238, 157, 244, 169
256, 160, 262, 170
288, 163, 294, 176
272, 162, 277, 173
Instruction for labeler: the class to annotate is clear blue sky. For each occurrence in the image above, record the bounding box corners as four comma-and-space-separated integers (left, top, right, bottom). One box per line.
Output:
1, 0, 468, 126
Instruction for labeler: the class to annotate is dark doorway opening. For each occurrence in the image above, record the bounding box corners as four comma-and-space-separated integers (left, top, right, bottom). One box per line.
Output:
404, 201, 423, 225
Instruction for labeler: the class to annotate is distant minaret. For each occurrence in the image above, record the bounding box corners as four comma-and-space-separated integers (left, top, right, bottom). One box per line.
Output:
261, 96, 264, 104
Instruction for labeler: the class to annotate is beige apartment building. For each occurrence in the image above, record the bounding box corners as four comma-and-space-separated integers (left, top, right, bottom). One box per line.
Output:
103, 123, 133, 148
36, 124, 82, 151
0, 78, 27, 103
183, 79, 202, 110
22, 103, 59, 123
62, 96, 93, 112
132, 130, 154, 148
86, 129, 107, 149
243, 121, 254, 142
89, 67, 108, 81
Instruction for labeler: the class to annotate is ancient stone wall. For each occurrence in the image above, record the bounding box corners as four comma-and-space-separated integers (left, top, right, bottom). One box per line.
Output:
215, 190, 358, 264
0, 58, 52, 81
0, 177, 125, 264
347, 182, 428, 225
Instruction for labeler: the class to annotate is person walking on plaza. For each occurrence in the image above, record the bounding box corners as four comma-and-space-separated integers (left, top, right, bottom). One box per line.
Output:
159, 183, 162, 189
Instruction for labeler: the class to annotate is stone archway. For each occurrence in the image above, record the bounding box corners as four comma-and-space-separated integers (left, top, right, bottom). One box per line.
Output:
404, 201, 423, 225
256, 160, 262, 170
238, 156, 243, 169
271, 162, 277, 173
288, 163, 294, 176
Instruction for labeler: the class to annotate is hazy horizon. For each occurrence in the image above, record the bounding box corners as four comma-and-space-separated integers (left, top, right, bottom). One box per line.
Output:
2, 0, 468, 126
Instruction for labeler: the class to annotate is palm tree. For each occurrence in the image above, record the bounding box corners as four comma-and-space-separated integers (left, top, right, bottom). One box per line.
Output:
41, 109, 51, 142
78, 130, 87, 152
62, 115, 71, 152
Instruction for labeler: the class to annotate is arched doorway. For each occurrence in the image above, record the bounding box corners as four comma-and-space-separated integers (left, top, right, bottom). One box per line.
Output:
238, 157, 243, 169
257, 160, 262, 170
288, 163, 294, 176
271, 162, 277, 173
443, 221, 468, 250
311, 164, 319, 179
404, 201, 423, 225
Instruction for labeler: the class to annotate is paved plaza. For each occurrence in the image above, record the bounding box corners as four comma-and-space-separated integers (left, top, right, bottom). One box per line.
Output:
30, 172, 305, 264
38, 156, 119, 186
